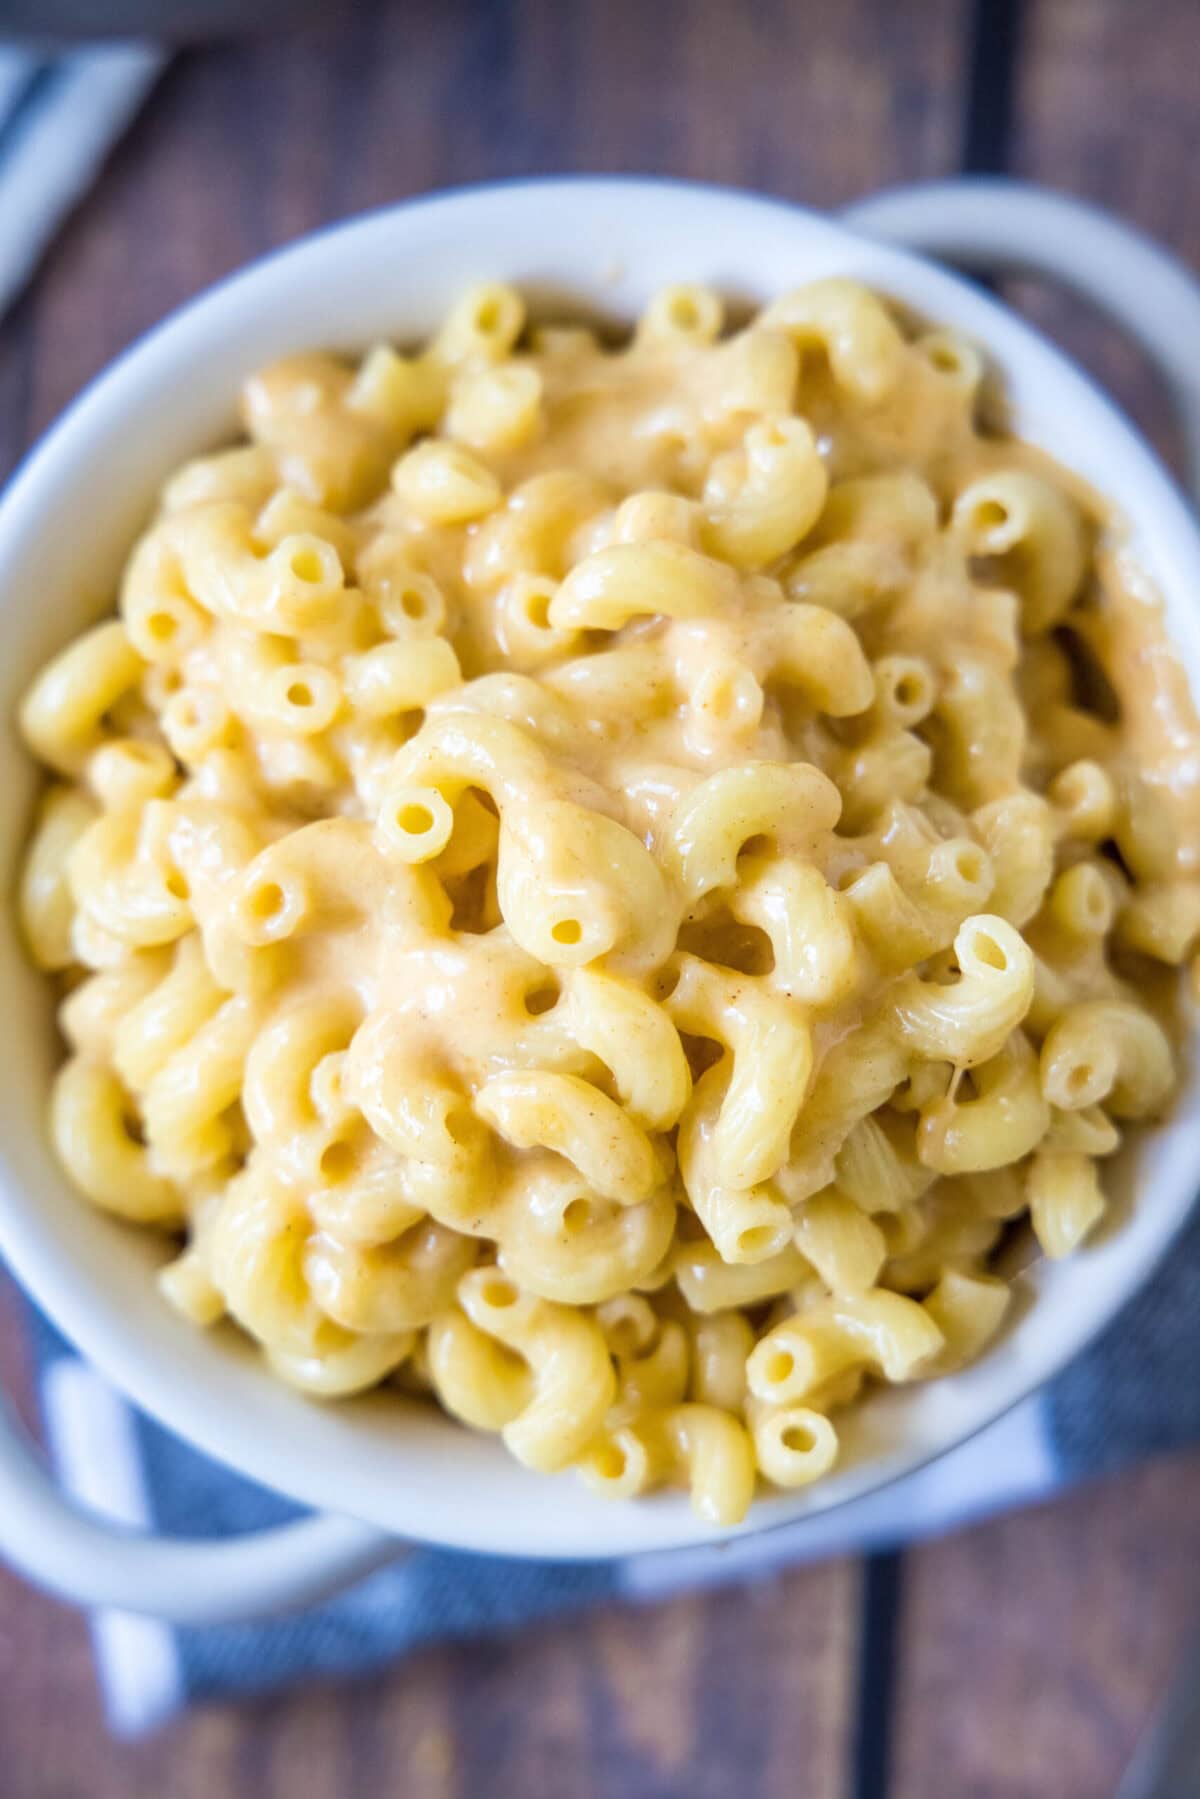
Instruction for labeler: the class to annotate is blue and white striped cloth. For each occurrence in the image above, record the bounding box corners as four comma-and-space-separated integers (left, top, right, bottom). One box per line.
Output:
0, 42, 163, 319
4, 47, 1200, 1737
31, 1190, 1200, 1734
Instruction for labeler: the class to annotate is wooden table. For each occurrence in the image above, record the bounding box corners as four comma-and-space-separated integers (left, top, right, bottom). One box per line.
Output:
2, 2, 1200, 1792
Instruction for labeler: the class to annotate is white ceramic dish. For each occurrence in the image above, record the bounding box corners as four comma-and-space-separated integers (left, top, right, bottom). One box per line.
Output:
1, 176, 1199, 1623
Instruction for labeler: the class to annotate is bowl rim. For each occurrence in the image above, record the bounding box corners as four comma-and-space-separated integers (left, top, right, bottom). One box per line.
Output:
3, 172, 1200, 1558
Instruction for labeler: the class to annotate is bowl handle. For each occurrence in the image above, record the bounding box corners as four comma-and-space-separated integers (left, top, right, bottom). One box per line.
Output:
842, 177, 1200, 500
7, 179, 1198, 1625
0, 1383, 401, 1622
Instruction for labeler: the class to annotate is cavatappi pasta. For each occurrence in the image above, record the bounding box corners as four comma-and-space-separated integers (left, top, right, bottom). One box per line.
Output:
19, 278, 1200, 1526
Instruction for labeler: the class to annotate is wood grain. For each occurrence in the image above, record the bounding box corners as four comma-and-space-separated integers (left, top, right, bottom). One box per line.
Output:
0, 0, 969, 484
0, 4, 960, 1796
889, 9, 1200, 1792
0, 1563, 860, 1799
892, 1454, 1200, 1799
1002, 0, 1200, 470
2, 4, 1198, 1796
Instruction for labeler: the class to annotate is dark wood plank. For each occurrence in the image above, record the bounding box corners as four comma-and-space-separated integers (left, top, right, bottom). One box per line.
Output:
14, 6, 1200, 1796
891, 5, 1200, 1793
1003, 0, 1200, 469
10, 2, 1200, 1790
0, 1276, 111, 1793
0, 1565, 859, 1799
0, 2, 965, 1793
3, 0, 970, 459
892, 1455, 1200, 1799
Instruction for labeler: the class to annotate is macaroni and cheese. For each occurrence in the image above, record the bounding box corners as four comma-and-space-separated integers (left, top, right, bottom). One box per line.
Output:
18, 278, 1200, 1526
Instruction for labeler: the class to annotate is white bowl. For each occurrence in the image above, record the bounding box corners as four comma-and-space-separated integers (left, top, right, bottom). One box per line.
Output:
2, 176, 1199, 1574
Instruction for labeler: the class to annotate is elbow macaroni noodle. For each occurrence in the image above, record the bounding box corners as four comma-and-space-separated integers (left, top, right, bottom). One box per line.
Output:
18, 277, 1200, 1525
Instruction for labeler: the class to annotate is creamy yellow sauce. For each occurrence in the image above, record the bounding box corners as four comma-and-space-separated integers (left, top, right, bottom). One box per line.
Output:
17, 278, 1200, 1523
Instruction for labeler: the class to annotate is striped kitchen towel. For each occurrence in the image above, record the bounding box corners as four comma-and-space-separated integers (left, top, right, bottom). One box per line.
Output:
0, 39, 163, 320
29, 1184, 1200, 1735
4, 49, 1199, 1737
